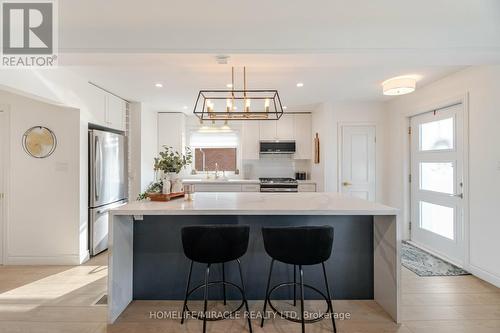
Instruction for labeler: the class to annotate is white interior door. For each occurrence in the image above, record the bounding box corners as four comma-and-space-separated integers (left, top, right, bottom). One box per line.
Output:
340, 125, 376, 201
410, 104, 465, 265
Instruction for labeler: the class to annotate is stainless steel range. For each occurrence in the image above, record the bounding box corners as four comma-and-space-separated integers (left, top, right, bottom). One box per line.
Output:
259, 177, 298, 192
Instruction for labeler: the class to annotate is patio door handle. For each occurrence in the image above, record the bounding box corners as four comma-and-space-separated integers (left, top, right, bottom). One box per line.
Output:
451, 193, 463, 199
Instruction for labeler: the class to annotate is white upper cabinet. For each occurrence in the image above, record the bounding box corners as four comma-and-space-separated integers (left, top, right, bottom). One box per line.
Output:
257, 113, 312, 158
106, 94, 127, 131
294, 114, 312, 159
88, 84, 107, 125
157, 113, 186, 153
259, 113, 295, 141
276, 114, 295, 140
259, 120, 277, 140
241, 121, 260, 159
88, 84, 127, 131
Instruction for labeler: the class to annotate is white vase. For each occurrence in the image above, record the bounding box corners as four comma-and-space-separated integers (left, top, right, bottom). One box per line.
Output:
162, 179, 171, 194
171, 178, 184, 193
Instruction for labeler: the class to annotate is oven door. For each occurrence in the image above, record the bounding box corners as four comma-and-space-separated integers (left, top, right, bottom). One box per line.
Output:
260, 184, 298, 192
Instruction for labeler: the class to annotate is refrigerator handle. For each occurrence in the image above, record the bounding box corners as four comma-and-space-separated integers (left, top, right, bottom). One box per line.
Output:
95, 136, 101, 201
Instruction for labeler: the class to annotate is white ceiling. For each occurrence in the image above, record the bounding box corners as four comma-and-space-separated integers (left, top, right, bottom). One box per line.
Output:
59, 0, 500, 53
67, 53, 481, 111
58, 1, 500, 111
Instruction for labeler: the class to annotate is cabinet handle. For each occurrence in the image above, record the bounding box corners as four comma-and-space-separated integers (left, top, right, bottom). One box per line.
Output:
343, 181, 352, 186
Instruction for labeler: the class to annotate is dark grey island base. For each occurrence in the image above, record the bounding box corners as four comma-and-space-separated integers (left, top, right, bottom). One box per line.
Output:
133, 215, 374, 300
108, 193, 400, 324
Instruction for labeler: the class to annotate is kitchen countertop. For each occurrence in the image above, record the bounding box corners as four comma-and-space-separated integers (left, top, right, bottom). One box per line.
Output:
111, 192, 397, 216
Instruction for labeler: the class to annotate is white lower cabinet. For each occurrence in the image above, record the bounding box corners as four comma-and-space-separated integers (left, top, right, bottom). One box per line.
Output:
194, 184, 243, 192
241, 184, 260, 192
192, 183, 260, 192
298, 184, 316, 192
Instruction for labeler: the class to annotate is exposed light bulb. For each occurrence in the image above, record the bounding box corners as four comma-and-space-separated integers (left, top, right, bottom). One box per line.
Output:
264, 98, 270, 112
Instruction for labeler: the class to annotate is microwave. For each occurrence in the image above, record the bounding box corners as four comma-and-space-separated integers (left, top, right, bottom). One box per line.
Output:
259, 141, 296, 154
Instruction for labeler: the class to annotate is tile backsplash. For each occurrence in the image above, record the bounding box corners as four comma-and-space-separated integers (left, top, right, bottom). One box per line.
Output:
242, 155, 311, 179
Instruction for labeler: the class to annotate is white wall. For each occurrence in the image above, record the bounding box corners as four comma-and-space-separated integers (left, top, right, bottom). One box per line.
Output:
129, 102, 158, 200
0, 90, 81, 264
311, 101, 387, 198
0, 67, 120, 263
384, 65, 500, 287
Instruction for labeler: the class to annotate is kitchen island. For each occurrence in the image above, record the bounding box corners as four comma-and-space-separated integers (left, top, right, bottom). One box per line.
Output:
108, 192, 400, 324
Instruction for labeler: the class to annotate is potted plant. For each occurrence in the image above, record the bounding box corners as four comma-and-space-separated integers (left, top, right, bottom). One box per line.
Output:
137, 180, 163, 201
137, 146, 192, 200
154, 146, 192, 194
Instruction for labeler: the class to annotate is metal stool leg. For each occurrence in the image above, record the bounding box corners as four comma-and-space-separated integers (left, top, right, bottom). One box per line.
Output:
222, 263, 227, 305
321, 262, 337, 333
237, 259, 253, 333
293, 265, 297, 306
299, 265, 306, 333
202, 264, 210, 333
180, 260, 193, 325
260, 259, 275, 327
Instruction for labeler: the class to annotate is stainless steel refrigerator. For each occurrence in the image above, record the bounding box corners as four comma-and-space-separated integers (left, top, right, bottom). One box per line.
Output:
88, 129, 128, 256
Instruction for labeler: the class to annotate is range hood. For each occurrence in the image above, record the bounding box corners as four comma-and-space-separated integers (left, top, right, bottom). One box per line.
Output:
259, 141, 296, 154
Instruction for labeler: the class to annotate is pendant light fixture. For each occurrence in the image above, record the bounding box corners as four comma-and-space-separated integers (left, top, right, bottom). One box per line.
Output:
193, 67, 284, 122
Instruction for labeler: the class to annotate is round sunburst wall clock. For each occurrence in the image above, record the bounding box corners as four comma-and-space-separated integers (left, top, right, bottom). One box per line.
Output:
22, 126, 57, 158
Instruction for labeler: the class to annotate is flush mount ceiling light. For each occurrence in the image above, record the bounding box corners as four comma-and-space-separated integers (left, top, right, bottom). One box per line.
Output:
193, 66, 284, 123
382, 77, 416, 96
296, 82, 304, 87
155, 83, 163, 88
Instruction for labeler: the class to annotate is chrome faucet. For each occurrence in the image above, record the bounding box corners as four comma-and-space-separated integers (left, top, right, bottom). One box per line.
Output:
214, 162, 220, 179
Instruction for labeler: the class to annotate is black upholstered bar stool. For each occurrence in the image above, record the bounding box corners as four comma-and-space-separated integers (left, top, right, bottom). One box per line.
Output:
261, 226, 337, 333
180, 225, 253, 333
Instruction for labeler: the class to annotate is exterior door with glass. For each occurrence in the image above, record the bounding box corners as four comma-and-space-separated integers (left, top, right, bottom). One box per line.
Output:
410, 104, 465, 265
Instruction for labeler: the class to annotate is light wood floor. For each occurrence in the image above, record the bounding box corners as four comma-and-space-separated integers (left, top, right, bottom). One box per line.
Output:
0, 252, 499, 332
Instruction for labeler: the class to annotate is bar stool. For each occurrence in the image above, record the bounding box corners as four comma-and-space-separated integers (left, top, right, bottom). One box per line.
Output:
261, 226, 337, 333
180, 225, 253, 333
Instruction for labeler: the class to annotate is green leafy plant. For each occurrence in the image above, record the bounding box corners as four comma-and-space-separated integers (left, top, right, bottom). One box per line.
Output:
137, 181, 163, 201
154, 146, 193, 174
137, 147, 192, 201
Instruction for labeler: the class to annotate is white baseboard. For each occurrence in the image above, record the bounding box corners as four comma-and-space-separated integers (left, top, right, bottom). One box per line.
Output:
467, 264, 500, 288
79, 250, 90, 264
6, 254, 81, 265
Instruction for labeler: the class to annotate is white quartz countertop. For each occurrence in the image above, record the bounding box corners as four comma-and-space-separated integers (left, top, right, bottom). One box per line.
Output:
182, 179, 260, 184
111, 192, 398, 216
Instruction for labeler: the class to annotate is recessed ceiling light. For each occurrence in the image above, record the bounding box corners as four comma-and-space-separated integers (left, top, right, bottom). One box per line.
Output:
183, 106, 188, 110
226, 83, 233, 88
296, 82, 304, 87
283, 106, 288, 110
382, 77, 416, 96
155, 83, 163, 88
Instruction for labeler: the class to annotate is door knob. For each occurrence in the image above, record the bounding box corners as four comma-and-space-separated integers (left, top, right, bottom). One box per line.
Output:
343, 181, 352, 186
